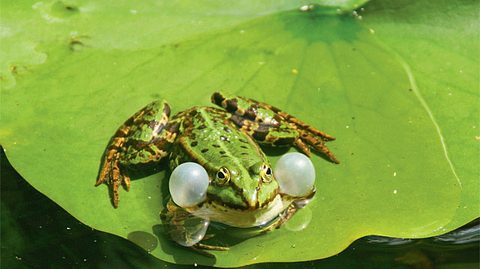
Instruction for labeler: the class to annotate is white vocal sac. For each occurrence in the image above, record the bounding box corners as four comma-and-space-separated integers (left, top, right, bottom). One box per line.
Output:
169, 162, 209, 207
274, 152, 316, 197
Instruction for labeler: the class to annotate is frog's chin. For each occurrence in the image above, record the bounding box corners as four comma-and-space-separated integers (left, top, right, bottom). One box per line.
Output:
187, 194, 294, 228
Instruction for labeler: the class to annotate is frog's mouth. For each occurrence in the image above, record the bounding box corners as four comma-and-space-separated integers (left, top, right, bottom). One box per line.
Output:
188, 194, 295, 228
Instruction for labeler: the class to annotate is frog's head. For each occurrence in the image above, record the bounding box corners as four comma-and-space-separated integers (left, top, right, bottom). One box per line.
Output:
206, 161, 279, 210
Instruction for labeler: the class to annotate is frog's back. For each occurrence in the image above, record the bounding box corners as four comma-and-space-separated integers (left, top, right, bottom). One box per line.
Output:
173, 107, 268, 172
170, 107, 287, 227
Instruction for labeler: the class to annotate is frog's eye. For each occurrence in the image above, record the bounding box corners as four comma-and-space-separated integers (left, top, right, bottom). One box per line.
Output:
169, 162, 209, 208
266, 167, 272, 176
215, 167, 231, 185
274, 153, 316, 197
260, 164, 273, 183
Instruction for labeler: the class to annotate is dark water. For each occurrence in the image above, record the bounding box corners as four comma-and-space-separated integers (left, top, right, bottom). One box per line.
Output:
1, 148, 478, 269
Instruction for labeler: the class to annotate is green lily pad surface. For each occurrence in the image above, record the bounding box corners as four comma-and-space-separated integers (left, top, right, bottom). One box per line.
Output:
1, 0, 478, 267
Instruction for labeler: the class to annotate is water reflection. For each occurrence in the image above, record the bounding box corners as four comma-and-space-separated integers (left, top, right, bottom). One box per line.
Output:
127, 231, 158, 252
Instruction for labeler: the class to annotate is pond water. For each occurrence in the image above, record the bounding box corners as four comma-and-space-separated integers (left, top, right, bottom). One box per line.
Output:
1, 148, 478, 269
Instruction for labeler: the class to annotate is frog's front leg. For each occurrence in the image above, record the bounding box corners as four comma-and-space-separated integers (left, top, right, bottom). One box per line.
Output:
161, 200, 229, 254
95, 100, 178, 208
212, 92, 339, 163
260, 191, 316, 234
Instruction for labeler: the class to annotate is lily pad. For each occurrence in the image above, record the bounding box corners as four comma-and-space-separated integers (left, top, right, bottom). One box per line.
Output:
0, 0, 478, 267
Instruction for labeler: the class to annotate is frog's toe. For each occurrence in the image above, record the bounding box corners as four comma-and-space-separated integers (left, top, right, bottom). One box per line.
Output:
109, 172, 121, 208
294, 138, 311, 156
122, 173, 131, 191
95, 154, 128, 207
310, 141, 339, 164
95, 157, 114, 187
194, 243, 229, 251
110, 179, 120, 208
297, 131, 339, 163
95, 174, 107, 187
190, 246, 216, 258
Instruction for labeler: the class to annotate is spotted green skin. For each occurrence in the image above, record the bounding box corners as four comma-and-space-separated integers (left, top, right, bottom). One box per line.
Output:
96, 92, 338, 249
170, 106, 280, 209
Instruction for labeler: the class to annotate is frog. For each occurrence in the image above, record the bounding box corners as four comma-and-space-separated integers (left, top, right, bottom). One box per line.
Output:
95, 92, 339, 251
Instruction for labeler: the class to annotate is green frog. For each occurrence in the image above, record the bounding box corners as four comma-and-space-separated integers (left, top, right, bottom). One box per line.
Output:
95, 92, 338, 251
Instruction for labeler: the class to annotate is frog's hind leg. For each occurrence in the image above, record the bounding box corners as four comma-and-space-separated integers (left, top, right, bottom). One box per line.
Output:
293, 127, 339, 163
211, 92, 339, 163
96, 100, 178, 208
96, 135, 130, 208
271, 108, 339, 163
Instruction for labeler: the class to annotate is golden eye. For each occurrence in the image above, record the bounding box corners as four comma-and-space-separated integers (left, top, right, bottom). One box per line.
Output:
215, 167, 230, 185
260, 164, 273, 183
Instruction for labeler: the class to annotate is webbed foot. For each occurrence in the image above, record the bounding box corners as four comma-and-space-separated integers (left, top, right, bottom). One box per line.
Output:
95, 139, 131, 208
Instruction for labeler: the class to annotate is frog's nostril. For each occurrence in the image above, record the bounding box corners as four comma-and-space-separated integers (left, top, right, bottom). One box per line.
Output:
244, 188, 259, 209
211, 92, 225, 106
247, 200, 258, 209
